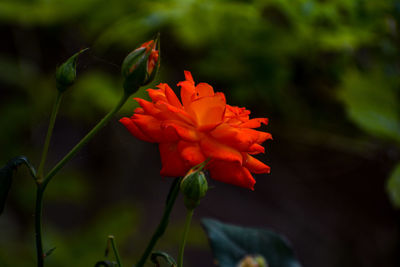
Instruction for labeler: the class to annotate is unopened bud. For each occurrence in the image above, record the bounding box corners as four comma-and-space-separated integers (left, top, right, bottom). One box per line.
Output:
122, 35, 160, 95
55, 48, 88, 92
180, 170, 208, 210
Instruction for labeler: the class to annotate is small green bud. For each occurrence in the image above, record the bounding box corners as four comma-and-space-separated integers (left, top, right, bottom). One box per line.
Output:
55, 48, 88, 92
180, 170, 208, 210
122, 35, 160, 95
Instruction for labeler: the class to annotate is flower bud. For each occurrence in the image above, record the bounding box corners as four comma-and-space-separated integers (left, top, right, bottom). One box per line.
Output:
180, 170, 208, 210
237, 255, 268, 267
55, 48, 88, 92
122, 36, 160, 95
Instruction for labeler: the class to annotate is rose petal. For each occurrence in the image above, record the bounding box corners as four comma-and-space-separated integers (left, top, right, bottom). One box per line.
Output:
243, 154, 270, 174
119, 117, 155, 142
200, 135, 242, 164
161, 121, 199, 142
155, 101, 195, 125
183, 70, 194, 84
208, 161, 256, 190
178, 80, 195, 109
177, 141, 206, 166
257, 131, 273, 143
134, 107, 144, 114
239, 118, 269, 128
248, 144, 265, 154
134, 98, 160, 117
195, 83, 214, 98
159, 83, 183, 108
211, 124, 270, 151
132, 114, 178, 142
147, 88, 167, 102
189, 93, 226, 131
159, 143, 188, 177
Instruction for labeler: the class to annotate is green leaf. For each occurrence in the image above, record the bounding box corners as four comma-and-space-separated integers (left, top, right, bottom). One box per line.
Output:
0, 156, 36, 214
387, 163, 400, 208
202, 218, 301, 267
151, 251, 177, 267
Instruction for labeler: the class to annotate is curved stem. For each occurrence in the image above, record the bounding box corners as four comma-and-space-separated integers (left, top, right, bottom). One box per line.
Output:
41, 92, 129, 190
36, 92, 63, 182
177, 209, 194, 267
135, 178, 182, 267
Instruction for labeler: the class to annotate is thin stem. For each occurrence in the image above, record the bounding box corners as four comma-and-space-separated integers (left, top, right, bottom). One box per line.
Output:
135, 178, 182, 267
35, 186, 45, 267
177, 209, 194, 267
36, 92, 63, 182
108, 235, 123, 267
41, 92, 129, 190
34, 92, 130, 267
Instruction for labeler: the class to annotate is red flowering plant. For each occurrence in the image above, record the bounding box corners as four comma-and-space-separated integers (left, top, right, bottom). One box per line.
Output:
0, 36, 302, 267
120, 71, 272, 190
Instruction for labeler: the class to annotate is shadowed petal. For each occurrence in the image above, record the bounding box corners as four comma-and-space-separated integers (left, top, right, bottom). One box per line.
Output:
159, 143, 188, 177
119, 117, 155, 142
211, 124, 271, 151
161, 121, 199, 142
208, 161, 256, 190
132, 114, 178, 142
200, 135, 242, 164
178, 141, 206, 166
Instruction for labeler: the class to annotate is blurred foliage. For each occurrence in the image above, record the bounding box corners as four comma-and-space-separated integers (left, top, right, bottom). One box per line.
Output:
0, 202, 140, 266
1, 0, 400, 266
338, 69, 400, 144
387, 163, 400, 208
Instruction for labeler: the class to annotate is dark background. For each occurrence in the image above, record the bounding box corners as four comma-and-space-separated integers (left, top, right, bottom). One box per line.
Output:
0, 0, 399, 266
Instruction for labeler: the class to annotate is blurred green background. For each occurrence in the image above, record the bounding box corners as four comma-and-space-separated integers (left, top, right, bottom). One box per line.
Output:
0, 0, 400, 266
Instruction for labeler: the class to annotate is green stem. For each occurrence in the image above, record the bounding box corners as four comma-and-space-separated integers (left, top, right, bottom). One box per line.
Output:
35, 185, 45, 267
36, 92, 63, 182
109, 235, 123, 267
135, 178, 182, 267
41, 92, 129, 190
34, 92, 130, 267
177, 209, 194, 267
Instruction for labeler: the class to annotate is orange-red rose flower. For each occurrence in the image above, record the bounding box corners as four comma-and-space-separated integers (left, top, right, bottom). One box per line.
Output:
120, 71, 272, 190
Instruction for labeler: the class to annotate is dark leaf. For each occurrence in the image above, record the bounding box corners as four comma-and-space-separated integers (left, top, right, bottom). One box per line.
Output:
0, 156, 36, 214
151, 251, 177, 267
202, 218, 301, 267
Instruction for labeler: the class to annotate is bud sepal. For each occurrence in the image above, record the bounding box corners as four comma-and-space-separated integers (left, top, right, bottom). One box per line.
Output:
55, 48, 89, 92
121, 35, 160, 95
180, 160, 209, 210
